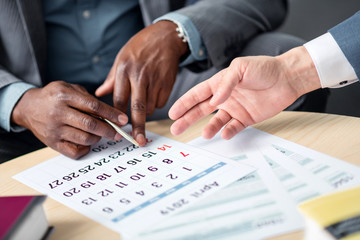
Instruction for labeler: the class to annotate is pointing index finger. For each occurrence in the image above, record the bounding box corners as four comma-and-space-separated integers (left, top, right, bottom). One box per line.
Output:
131, 84, 147, 146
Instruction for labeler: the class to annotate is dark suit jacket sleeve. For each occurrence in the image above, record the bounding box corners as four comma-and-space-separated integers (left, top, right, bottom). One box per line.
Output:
175, 0, 288, 69
329, 11, 360, 79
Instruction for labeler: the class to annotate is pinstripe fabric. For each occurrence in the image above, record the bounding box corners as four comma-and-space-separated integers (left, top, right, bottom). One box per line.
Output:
0, 0, 287, 89
329, 11, 360, 79
176, 0, 288, 68
138, 0, 171, 26
0, 0, 40, 88
16, 0, 47, 83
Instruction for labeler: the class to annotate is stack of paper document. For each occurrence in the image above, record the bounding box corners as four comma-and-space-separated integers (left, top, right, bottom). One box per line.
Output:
138, 127, 360, 240
13, 126, 360, 240
298, 185, 360, 240
14, 126, 255, 239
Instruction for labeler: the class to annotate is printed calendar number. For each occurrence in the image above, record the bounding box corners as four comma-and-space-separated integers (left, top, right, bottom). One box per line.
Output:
160, 198, 189, 215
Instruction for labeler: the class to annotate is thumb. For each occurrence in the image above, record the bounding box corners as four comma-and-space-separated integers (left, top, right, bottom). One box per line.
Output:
209, 59, 243, 106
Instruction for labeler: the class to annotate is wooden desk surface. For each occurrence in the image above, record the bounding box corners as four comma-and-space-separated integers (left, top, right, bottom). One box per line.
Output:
1, 111, 360, 240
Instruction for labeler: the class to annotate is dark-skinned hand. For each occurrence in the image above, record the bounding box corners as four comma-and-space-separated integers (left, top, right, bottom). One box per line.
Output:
11, 81, 128, 159
95, 21, 189, 146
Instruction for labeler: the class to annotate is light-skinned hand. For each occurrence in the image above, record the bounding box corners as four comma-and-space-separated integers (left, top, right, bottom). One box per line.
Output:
169, 46, 321, 140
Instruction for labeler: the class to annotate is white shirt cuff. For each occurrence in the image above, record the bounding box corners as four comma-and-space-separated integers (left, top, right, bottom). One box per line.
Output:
154, 12, 207, 66
304, 32, 358, 88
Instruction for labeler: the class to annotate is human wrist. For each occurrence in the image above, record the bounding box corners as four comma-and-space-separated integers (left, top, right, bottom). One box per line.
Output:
155, 20, 190, 60
154, 13, 207, 66
11, 88, 36, 128
277, 46, 322, 97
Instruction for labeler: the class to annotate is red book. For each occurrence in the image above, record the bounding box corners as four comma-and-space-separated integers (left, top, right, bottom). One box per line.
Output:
0, 195, 53, 240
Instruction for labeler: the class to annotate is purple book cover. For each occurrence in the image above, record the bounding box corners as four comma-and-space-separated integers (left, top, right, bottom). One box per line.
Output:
0, 195, 46, 239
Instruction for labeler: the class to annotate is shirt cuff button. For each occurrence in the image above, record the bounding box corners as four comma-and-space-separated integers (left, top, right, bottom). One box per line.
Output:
339, 81, 348, 85
198, 49, 204, 57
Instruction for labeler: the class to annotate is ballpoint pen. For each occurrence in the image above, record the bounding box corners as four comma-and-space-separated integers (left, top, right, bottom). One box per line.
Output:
103, 118, 140, 146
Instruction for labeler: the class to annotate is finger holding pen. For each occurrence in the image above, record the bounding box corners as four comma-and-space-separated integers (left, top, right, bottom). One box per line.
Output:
78, 83, 139, 147
11, 81, 129, 159
103, 118, 139, 146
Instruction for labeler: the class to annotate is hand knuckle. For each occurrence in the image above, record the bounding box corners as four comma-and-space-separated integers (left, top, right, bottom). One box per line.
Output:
80, 134, 93, 145
116, 62, 128, 76
86, 100, 101, 112
133, 123, 145, 132
68, 151, 78, 159
82, 116, 98, 131
49, 86, 70, 102
48, 80, 66, 88
72, 151, 85, 160
113, 96, 125, 105
72, 146, 90, 160
230, 58, 241, 68
131, 100, 146, 113
57, 142, 77, 159
86, 135, 101, 145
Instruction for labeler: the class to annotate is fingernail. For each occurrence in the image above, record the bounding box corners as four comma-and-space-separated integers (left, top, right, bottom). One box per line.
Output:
118, 115, 128, 125
136, 133, 146, 146
114, 133, 122, 141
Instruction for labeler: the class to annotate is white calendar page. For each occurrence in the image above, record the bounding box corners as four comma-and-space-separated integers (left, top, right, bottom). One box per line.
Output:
14, 125, 255, 239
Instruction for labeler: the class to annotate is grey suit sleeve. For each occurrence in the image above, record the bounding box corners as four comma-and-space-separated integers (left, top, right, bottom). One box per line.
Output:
0, 66, 22, 88
175, 0, 288, 69
329, 11, 360, 79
